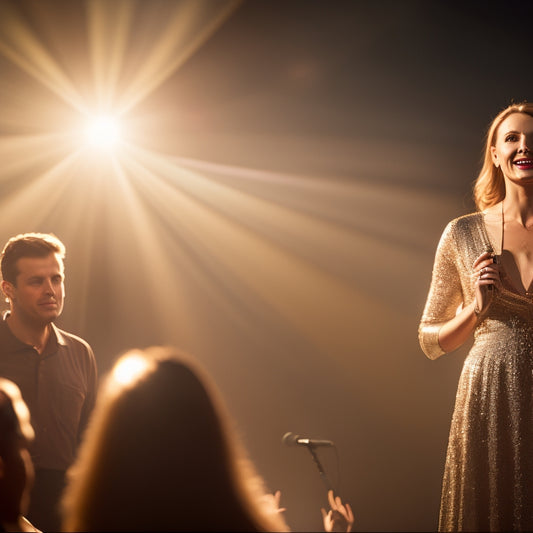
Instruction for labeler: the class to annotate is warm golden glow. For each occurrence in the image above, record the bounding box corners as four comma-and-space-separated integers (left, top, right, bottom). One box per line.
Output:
0, 2, 493, 531
85, 115, 121, 148
0, 0, 242, 154
112, 354, 150, 386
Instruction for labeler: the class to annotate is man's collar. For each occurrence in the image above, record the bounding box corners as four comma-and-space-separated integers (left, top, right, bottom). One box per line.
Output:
50, 323, 67, 346
0, 311, 66, 350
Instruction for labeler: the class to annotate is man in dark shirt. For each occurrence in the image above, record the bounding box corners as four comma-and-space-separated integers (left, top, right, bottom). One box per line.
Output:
0, 233, 97, 531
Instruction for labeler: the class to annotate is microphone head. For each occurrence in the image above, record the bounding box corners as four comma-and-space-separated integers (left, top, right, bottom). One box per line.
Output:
282, 432, 300, 446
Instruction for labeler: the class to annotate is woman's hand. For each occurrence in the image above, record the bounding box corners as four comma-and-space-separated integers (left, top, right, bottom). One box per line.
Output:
472, 251, 500, 315
321, 490, 354, 533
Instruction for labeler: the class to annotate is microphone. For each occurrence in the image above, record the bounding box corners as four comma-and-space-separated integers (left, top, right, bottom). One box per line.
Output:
282, 431, 334, 448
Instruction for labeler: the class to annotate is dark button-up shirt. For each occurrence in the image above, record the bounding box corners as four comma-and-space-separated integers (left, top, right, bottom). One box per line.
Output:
0, 317, 97, 470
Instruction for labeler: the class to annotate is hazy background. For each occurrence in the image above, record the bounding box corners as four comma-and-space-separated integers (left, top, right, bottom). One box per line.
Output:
0, 1, 532, 530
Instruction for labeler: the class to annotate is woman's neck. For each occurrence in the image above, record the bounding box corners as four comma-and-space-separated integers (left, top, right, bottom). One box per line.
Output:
503, 185, 533, 227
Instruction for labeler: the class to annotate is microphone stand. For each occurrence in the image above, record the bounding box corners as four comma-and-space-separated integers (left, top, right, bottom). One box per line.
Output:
306, 444, 333, 491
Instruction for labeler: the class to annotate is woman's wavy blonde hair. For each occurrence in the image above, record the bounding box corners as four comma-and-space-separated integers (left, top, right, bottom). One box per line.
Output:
474, 102, 533, 211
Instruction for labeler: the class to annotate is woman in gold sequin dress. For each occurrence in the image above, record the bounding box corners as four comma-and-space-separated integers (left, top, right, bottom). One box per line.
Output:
419, 102, 533, 532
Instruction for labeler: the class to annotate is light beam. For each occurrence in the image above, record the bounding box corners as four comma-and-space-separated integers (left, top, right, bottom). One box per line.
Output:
85, 115, 121, 149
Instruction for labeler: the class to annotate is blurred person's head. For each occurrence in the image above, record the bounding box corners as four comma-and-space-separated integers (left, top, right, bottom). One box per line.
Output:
0, 378, 35, 526
62, 346, 289, 532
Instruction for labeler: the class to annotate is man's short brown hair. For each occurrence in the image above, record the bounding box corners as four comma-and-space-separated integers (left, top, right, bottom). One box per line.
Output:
1, 233, 66, 285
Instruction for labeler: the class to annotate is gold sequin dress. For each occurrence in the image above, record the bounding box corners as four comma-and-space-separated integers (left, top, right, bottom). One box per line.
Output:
419, 212, 533, 532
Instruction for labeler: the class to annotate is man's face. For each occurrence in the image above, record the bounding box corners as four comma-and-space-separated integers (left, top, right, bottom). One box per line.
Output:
3, 253, 65, 327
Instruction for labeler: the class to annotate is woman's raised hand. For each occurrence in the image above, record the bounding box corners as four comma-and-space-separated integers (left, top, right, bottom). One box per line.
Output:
472, 250, 500, 314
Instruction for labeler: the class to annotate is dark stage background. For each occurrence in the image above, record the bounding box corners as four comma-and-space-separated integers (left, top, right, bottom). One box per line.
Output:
0, 1, 532, 531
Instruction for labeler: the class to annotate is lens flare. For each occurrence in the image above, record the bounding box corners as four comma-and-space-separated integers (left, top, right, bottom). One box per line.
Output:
85, 115, 121, 148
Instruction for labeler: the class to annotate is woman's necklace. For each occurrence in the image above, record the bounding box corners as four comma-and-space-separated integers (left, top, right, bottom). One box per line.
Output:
501, 199, 504, 254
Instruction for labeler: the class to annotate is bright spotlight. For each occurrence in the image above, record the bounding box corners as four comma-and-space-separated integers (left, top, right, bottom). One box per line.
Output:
85, 115, 121, 148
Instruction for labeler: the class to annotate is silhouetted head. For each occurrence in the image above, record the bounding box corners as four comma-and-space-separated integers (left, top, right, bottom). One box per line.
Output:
62, 346, 288, 532
0, 378, 35, 525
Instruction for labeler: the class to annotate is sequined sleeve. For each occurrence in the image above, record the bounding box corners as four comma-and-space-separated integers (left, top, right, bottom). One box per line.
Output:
419, 221, 465, 360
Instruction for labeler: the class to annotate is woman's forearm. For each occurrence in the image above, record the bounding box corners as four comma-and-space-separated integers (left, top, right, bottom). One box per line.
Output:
437, 301, 478, 353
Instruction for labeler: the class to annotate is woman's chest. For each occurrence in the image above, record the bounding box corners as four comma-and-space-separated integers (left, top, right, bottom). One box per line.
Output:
488, 219, 533, 294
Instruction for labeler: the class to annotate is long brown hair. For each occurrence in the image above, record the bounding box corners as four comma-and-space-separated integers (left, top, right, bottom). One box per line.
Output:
474, 102, 533, 211
61, 347, 289, 532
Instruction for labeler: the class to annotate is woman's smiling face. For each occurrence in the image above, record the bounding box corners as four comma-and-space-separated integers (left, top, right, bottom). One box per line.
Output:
491, 112, 533, 183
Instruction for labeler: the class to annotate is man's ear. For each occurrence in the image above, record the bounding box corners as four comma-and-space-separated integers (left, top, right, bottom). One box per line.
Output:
1, 280, 14, 302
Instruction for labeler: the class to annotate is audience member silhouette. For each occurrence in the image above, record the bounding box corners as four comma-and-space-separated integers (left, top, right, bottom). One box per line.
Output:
61, 346, 354, 532
61, 346, 290, 532
0, 378, 40, 533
